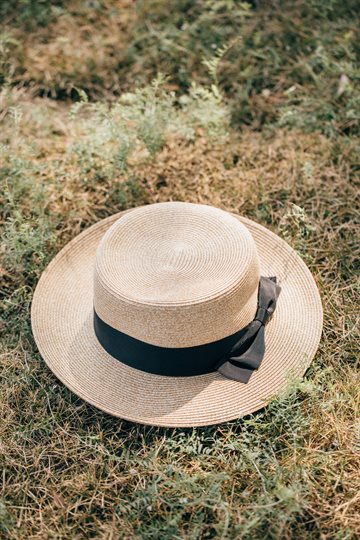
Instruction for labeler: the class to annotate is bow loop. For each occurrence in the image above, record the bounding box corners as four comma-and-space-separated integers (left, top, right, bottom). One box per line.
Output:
216, 276, 281, 383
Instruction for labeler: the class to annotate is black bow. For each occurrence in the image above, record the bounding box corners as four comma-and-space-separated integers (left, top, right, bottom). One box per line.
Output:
215, 277, 281, 383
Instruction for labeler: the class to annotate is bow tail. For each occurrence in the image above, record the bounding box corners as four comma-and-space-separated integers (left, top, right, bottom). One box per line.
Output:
217, 325, 265, 383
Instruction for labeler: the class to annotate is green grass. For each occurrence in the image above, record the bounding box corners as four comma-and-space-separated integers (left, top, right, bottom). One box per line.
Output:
0, 1, 359, 538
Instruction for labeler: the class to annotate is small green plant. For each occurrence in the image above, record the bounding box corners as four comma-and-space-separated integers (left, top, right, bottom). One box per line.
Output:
0, 501, 15, 535
2, 212, 55, 276
279, 203, 316, 260
0, 33, 20, 84
202, 37, 241, 89
69, 74, 230, 176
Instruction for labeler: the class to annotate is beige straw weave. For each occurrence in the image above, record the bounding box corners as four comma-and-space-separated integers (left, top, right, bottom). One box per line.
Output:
31, 202, 323, 427
94, 203, 260, 347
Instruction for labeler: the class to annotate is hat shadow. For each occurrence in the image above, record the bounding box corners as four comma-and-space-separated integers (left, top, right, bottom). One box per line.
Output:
68, 311, 214, 420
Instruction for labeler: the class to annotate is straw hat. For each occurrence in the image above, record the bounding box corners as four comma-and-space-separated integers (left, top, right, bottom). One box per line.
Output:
31, 202, 322, 427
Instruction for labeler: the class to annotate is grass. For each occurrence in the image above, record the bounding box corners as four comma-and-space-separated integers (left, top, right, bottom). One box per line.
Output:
0, 1, 359, 538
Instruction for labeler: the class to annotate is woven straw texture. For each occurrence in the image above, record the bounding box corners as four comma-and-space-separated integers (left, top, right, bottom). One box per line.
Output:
31, 203, 323, 427
94, 203, 260, 347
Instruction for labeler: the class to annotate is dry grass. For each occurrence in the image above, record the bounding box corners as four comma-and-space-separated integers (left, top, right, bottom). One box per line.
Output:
1, 1, 136, 98
0, 1, 359, 538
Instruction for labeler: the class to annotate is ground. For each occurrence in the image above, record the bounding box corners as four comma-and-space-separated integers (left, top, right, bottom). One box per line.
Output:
0, 1, 359, 539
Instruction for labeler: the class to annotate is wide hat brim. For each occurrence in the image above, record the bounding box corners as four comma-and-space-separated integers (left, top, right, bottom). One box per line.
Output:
31, 209, 323, 427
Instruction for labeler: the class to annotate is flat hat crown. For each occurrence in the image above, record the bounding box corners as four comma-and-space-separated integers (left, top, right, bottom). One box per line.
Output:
94, 202, 260, 347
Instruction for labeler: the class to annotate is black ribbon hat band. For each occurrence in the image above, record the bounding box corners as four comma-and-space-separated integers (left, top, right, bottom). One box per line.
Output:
94, 276, 281, 383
